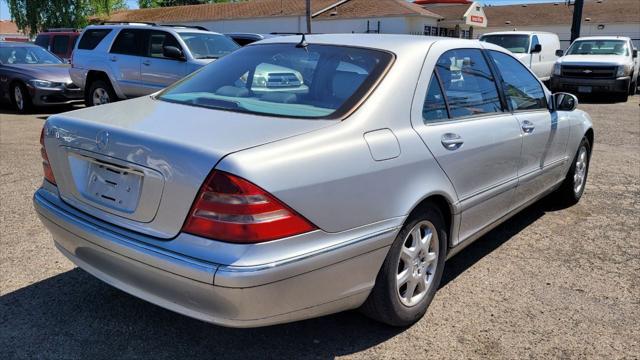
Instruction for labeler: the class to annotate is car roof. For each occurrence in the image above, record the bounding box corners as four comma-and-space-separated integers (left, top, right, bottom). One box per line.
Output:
0, 41, 38, 47
84, 24, 222, 35
481, 31, 555, 36
574, 36, 631, 41
256, 34, 444, 53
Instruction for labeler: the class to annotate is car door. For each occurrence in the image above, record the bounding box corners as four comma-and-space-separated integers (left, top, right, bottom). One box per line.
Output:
109, 29, 146, 97
139, 30, 188, 93
412, 45, 523, 242
487, 50, 571, 207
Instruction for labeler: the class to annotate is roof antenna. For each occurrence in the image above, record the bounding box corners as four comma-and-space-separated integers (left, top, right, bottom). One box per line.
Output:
296, 33, 308, 49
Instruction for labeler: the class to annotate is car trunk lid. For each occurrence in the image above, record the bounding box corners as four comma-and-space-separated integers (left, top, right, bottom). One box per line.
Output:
44, 96, 334, 238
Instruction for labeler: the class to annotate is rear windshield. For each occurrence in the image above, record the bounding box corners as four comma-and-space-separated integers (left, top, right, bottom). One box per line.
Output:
480, 34, 530, 53
158, 43, 393, 119
566, 40, 628, 55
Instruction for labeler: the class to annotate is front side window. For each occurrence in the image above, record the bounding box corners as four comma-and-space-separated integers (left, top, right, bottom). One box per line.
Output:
434, 48, 502, 119
489, 51, 546, 111
178, 32, 239, 59
111, 29, 144, 56
422, 74, 448, 123
480, 34, 530, 54
566, 39, 628, 56
159, 43, 393, 119
147, 31, 181, 59
51, 35, 70, 55
0, 46, 62, 65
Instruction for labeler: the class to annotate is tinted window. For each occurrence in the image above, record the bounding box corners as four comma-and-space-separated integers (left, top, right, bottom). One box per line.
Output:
147, 31, 181, 59
230, 37, 255, 46
159, 44, 393, 119
489, 51, 546, 111
51, 35, 69, 55
422, 74, 448, 123
78, 29, 111, 50
480, 34, 530, 54
435, 49, 502, 118
34, 35, 50, 49
111, 29, 143, 55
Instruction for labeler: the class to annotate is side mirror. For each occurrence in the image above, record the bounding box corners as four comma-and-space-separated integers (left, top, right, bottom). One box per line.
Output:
163, 46, 184, 60
553, 92, 578, 112
633, 49, 638, 58
555, 49, 564, 57
531, 44, 542, 54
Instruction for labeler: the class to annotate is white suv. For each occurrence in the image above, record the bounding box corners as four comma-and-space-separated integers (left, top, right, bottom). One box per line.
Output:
70, 23, 239, 106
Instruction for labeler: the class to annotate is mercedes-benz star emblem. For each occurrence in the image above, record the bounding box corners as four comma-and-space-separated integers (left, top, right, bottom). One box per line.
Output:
583, 69, 593, 74
96, 131, 110, 150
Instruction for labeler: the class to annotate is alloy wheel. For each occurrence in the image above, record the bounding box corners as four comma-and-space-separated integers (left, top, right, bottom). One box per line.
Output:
396, 220, 439, 307
573, 145, 588, 194
92, 88, 110, 106
13, 86, 24, 111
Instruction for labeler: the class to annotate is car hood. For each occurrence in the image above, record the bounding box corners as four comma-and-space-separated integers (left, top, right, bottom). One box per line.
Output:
3, 64, 72, 82
557, 54, 629, 66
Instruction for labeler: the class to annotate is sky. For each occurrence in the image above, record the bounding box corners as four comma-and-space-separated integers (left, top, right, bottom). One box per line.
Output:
0, 0, 569, 21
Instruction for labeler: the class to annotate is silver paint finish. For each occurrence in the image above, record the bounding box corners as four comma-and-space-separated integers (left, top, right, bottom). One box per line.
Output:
396, 220, 439, 307
36, 35, 594, 326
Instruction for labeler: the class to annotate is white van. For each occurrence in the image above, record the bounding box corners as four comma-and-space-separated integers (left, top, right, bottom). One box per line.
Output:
480, 31, 561, 81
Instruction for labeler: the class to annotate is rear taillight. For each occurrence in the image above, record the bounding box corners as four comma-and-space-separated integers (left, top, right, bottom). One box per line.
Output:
182, 171, 316, 243
40, 126, 56, 185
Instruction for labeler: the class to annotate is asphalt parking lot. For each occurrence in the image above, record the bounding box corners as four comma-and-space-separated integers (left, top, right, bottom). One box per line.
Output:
1, 96, 639, 359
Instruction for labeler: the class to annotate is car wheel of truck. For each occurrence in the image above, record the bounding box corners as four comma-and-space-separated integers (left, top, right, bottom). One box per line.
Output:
554, 137, 591, 206
11, 82, 32, 113
360, 203, 447, 327
87, 79, 116, 107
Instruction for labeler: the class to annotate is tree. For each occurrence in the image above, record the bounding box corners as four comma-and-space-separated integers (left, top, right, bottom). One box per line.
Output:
139, 0, 240, 8
7, 0, 127, 36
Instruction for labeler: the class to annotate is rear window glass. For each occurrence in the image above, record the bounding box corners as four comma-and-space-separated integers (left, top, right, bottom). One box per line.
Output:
158, 43, 393, 119
34, 35, 50, 49
78, 29, 112, 50
51, 35, 69, 55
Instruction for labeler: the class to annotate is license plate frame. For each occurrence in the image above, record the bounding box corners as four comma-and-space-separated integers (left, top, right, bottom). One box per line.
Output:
578, 86, 592, 93
85, 161, 143, 213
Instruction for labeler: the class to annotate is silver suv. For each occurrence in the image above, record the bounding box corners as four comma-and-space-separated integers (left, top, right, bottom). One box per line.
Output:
70, 23, 239, 107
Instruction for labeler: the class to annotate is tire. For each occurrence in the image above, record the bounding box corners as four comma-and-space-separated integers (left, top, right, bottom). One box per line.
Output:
554, 137, 591, 206
360, 203, 447, 327
615, 92, 629, 102
86, 79, 116, 107
629, 79, 637, 95
11, 82, 32, 113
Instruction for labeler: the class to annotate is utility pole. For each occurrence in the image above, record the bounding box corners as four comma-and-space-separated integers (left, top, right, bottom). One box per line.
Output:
306, 0, 312, 34
570, 0, 584, 42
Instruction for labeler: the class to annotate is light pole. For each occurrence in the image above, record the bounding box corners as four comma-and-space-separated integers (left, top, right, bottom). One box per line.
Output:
306, 0, 312, 34
570, 0, 584, 42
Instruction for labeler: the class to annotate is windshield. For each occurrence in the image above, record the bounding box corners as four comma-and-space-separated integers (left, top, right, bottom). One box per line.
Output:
179, 32, 240, 59
0, 46, 62, 65
480, 34, 530, 53
158, 43, 393, 119
566, 40, 628, 55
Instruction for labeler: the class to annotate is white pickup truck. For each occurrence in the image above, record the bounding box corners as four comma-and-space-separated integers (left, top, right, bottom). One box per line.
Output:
550, 36, 639, 102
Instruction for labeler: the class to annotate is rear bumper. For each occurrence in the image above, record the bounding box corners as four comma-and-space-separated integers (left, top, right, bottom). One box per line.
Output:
550, 76, 630, 94
33, 186, 393, 327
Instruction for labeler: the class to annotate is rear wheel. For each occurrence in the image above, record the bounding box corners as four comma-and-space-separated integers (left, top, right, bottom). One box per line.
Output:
629, 78, 637, 95
11, 82, 32, 113
554, 137, 591, 206
360, 204, 447, 326
86, 79, 116, 107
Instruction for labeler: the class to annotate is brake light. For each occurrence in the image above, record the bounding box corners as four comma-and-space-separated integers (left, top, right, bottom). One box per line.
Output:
182, 171, 316, 243
40, 126, 56, 185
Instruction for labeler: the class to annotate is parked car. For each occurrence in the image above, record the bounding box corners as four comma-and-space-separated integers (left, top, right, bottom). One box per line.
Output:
34, 28, 81, 62
551, 36, 639, 101
69, 23, 240, 107
224, 32, 280, 46
480, 31, 561, 82
0, 42, 83, 112
34, 35, 593, 328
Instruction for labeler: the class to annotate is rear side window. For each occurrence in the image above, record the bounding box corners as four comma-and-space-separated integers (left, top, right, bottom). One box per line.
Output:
51, 35, 70, 55
110, 29, 143, 55
78, 29, 112, 50
34, 35, 50, 49
422, 74, 448, 123
434, 48, 502, 119
489, 51, 546, 111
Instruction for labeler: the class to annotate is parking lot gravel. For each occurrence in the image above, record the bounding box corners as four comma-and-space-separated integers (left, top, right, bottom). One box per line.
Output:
1, 97, 639, 359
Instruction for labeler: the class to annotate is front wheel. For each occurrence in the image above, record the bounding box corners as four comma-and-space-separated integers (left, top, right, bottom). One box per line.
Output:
11, 83, 32, 113
629, 79, 637, 95
554, 137, 591, 206
360, 204, 447, 326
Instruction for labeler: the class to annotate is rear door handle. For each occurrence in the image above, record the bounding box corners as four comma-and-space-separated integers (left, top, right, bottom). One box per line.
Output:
142, 60, 151, 66
441, 133, 463, 150
521, 120, 535, 134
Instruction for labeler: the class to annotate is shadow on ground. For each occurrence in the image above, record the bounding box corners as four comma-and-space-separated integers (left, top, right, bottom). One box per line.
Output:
0, 103, 81, 117
0, 197, 561, 359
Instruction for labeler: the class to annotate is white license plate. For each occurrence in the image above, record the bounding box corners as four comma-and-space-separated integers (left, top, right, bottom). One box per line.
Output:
578, 86, 592, 93
85, 162, 143, 212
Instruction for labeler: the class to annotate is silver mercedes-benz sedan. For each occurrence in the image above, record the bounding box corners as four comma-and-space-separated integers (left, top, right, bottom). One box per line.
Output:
34, 34, 593, 328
